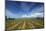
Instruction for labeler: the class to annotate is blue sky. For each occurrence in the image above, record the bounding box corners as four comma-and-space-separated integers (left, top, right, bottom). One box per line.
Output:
5, 1, 44, 18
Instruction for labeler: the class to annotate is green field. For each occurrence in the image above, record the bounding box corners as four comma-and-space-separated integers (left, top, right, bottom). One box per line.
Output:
5, 18, 44, 31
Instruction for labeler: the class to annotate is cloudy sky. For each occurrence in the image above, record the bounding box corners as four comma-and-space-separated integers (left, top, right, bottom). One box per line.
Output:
5, 1, 44, 18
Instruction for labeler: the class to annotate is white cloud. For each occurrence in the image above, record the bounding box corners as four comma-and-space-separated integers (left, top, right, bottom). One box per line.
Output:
22, 14, 31, 18
21, 12, 43, 18
31, 13, 43, 17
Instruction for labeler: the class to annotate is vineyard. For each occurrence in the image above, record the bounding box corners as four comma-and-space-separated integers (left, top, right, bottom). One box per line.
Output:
5, 18, 44, 31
